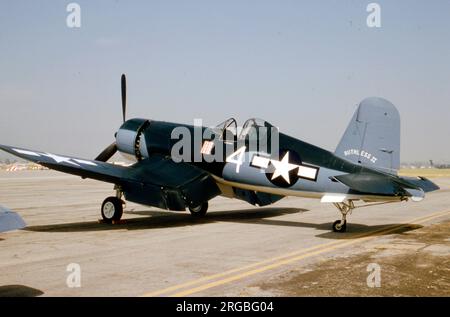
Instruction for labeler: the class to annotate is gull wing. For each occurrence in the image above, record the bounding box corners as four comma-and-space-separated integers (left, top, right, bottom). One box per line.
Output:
0, 145, 220, 211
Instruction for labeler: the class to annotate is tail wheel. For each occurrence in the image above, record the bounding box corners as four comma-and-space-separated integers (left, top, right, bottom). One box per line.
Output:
189, 202, 208, 217
101, 196, 124, 223
332, 220, 347, 233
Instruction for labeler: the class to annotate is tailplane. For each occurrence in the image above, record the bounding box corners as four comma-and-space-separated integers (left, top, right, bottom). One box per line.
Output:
335, 97, 400, 174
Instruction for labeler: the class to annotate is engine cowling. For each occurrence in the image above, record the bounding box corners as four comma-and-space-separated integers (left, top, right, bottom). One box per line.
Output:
116, 119, 199, 162
115, 118, 150, 161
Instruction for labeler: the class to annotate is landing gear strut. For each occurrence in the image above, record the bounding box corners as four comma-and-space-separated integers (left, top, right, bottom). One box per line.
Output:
332, 200, 355, 233
101, 186, 125, 223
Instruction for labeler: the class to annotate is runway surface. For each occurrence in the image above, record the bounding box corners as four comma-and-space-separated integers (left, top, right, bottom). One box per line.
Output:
0, 170, 449, 296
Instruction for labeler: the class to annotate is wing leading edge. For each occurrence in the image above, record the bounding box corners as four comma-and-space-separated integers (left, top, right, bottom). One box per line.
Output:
0, 145, 220, 211
0, 144, 128, 183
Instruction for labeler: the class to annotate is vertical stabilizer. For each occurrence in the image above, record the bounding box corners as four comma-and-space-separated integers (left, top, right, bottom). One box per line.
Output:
335, 97, 400, 174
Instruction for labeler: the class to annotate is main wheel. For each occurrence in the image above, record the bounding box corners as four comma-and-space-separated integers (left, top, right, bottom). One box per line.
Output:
189, 202, 208, 217
332, 220, 347, 232
101, 197, 124, 223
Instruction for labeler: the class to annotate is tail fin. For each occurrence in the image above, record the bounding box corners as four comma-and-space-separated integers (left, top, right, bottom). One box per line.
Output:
335, 97, 400, 174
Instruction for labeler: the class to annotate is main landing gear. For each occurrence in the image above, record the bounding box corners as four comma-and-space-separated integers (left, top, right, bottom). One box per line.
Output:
188, 202, 209, 217
101, 187, 125, 223
100, 186, 209, 222
332, 200, 355, 233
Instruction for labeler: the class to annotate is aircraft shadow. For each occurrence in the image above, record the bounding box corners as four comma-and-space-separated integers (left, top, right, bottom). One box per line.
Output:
23, 207, 424, 239
208, 217, 423, 239
314, 223, 423, 240
24, 207, 307, 232
0, 285, 44, 297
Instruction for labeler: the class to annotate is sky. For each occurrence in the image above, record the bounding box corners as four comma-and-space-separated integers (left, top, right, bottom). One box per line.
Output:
0, 0, 449, 163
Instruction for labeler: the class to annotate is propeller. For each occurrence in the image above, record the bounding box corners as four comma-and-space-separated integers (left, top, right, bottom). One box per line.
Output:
95, 74, 127, 162
121, 74, 126, 123
95, 142, 117, 162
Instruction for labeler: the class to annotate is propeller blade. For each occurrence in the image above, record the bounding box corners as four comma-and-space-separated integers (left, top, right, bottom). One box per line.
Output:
95, 142, 117, 162
121, 74, 126, 122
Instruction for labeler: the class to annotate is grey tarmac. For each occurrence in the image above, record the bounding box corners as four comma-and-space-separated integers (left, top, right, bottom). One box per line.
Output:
0, 170, 449, 296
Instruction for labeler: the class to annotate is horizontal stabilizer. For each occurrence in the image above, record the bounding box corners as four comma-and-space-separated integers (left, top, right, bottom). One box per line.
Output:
397, 176, 440, 193
333, 172, 403, 195
333, 172, 440, 198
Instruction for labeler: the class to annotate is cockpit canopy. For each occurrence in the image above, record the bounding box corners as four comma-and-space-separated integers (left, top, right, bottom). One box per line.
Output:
239, 118, 275, 142
213, 118, 275, 137
211, 118, 278, 152
212, 118, 238, 141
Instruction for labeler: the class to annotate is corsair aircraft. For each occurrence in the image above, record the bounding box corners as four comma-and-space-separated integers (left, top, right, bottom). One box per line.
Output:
0, 75, 439, 232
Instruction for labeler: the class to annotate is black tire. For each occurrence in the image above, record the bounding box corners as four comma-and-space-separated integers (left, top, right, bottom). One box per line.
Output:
101, 196, 124, 223
189, 202, 208, 217
332, 220, 347, 233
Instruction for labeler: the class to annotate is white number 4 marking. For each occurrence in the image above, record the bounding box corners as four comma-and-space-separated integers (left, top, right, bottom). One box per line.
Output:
226, 146, 246, 173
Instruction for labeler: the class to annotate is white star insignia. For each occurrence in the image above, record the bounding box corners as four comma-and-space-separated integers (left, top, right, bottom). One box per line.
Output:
12, 148, 98, 167
270, 152, 298, 184
41, 153, 80, 167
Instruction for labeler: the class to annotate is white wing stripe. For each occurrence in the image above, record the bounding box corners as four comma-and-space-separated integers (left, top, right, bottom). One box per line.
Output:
12, 148, 98, 167
73, 159, 97, 166
13, 149, 41, 157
